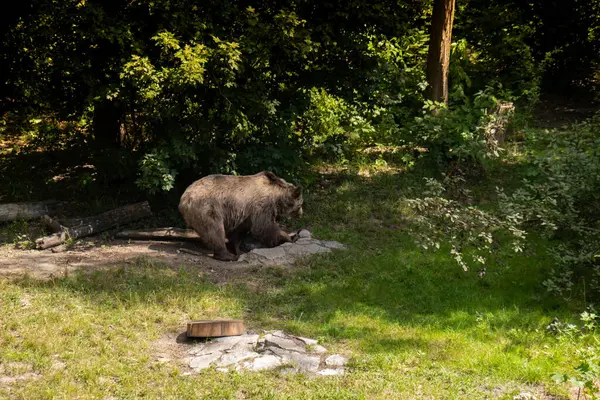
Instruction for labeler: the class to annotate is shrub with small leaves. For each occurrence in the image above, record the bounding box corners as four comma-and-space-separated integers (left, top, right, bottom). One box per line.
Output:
404, 176, 525, 271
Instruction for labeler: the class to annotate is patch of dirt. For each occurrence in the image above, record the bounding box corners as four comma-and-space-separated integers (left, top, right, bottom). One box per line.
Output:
0, 362, 41, 388
0, 239, 272, 283
152, 330, 198, 371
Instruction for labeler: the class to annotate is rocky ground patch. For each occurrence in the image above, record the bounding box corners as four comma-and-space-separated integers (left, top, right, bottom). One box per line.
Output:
183, 331, 348, 376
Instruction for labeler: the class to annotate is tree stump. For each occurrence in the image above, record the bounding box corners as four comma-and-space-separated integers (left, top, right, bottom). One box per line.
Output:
186, 320, 246, 338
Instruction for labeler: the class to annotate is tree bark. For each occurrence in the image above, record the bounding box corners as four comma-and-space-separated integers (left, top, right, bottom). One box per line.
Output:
40, 215, 64, 233
0, 201, 58, 222
35, 201, 152, 249
426, 0, 456, 105
92, 99, 122, 150
115, 228, 202, 242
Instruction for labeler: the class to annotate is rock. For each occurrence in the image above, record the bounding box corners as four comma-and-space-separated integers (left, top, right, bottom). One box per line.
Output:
197, 335, 243, 354
320, 240, 345, 249
325, 354, 348, 367
317, 368, 345, 376
264, 334, 306, 353
297, 230, 312, 239
237, 233, 346, 266
229, 334, 259, 353
238, 246, 288, 264
269, 347, 320, 372
252, 247, 287, 259
217, 351, 259, 367
246, 355, 282, 371
189, 352, 223, 370
294, 238, 314, 245
181, 330, 346, 376
285, 243, 329, 256
312, 345, 328, 354
295, 336, 318, 346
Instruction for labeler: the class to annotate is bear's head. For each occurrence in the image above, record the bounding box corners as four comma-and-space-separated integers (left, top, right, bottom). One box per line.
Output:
261, 171, 304, 218
284, 185, 303, 218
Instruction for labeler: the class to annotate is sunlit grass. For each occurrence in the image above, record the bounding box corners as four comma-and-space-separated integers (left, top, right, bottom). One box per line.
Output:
0, 152, 594, 399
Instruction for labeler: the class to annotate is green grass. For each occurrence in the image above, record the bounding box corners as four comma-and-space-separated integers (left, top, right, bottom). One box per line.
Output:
1, 165, 595, 399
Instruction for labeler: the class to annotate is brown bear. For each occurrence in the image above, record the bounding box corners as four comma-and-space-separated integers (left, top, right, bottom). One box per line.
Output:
178, 171, 303, 261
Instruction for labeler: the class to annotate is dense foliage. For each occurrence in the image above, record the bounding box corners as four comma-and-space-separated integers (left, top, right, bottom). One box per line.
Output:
2, 0, 598, 186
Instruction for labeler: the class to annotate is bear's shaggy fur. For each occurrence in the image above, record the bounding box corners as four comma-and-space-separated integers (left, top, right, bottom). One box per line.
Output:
178, 171, 303, 261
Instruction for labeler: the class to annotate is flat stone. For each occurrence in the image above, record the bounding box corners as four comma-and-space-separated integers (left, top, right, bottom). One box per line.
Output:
189, 352, 222, 370
229, 334, 259, 353
251, 247, 288, 259
294, 238, 314, 245
264, 334, 306, 353
189, 336, 243, 355
285, 243, 330, 256
295, 336, 318, 346
269, 347, 320, 372
217, 351, 259, 367
317, 368, 345, 376
320, 240, 345, 249
311, 345, 328, 354
239, 246, 289, 265
325, 354, 348, 367
245, 355, 282, 371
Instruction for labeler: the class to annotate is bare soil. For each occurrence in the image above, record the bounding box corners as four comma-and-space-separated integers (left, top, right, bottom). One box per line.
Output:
0, 238, 266, 283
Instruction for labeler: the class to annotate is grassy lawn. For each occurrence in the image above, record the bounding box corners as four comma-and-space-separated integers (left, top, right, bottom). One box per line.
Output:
0, 157, 594, 399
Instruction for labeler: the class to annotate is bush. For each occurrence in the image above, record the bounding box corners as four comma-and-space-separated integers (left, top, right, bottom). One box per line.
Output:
499, 113, 600, 298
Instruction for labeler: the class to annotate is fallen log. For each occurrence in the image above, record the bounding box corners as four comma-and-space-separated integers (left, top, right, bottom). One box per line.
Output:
40, 215, 64, 233
35, 201, 152, 250
0, 201, 58, 223
178, 247, 206, 257
115, 227, 202, 242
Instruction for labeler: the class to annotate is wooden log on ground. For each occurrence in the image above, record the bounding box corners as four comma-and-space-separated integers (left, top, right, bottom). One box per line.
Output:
115, 227, 202, 242
35, 201, 152, 250
0, 201, 58, 223
178, 247, 206, 257
60, 216, 98, 228
187, 320, 246, 338
40, 215, 64, 233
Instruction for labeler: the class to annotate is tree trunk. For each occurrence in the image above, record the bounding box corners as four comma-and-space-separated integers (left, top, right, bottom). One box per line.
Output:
92, 99, 122, 149
0, 201, 58, 222
35, 202, 152, 249
426, 0, 456, 105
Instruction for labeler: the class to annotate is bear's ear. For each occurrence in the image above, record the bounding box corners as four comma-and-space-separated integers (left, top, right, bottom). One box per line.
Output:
292, 186, 302, 198
261, 171, 279, 183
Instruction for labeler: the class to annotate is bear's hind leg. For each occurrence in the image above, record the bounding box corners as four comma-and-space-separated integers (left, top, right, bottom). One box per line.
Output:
200, 219, 239, 262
